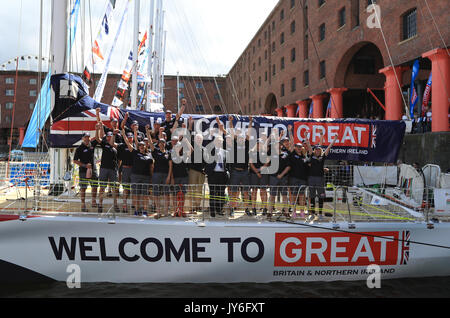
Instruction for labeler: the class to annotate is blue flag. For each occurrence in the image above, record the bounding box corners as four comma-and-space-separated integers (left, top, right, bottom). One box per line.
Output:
326, 99, 332, 118
308, 102, 314, 118
410, 59, 420, 118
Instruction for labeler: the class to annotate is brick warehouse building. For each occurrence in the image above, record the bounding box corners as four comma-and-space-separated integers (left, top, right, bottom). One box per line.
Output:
222, 0, 449, 132
1, 0, 449, 151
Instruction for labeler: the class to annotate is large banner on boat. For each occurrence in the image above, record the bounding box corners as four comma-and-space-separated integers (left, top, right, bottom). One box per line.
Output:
48, 73, 405, 163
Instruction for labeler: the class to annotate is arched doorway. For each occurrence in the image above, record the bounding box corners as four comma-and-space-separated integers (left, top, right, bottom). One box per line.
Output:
334, 42, 386, 119
264, 93, 278, 115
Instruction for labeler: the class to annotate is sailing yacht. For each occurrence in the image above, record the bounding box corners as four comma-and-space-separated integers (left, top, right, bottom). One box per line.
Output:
0, 0, 449, 284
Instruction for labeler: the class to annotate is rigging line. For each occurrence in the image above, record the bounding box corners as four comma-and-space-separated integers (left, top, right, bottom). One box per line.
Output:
181, 79, 199, 115
227, 72, 245, 115
212, 76, 228, 114
297, 0, 340, 118
7, 57, 20, 179
246, 62, 262, 114
185, 76, 208, 115
170, 1, 229, 114
36, 0, 44, 154
416, 0, 450, 104
88, 0, 96, 91
423, 0, 449, 56
275, 219, 450, 250
368, 0, 410, 119
167, 4, 216, 114
164, 45, 207, 115
162, 12, 206, 114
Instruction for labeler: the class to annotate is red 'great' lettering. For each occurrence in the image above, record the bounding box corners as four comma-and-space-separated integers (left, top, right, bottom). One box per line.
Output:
294, 122, 371, 148
274, 232, 399, 267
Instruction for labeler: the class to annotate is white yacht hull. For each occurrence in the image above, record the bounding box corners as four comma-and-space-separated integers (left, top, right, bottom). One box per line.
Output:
0, 215, 449, 283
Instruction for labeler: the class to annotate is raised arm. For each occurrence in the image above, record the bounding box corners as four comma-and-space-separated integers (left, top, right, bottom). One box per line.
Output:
121, 112, 129, 130
145, 125, 156, 151
96, 107, 102, 125
324, 134, 339, 157
121, 129, 134, 152
176, 102, 186, 119
216, 117, 228, 137
95, 122, 103, 144
246, 116, 253, 141
287, 125, 294, 152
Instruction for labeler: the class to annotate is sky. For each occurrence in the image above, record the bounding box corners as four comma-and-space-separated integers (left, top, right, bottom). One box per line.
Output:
0, 0, 279, 76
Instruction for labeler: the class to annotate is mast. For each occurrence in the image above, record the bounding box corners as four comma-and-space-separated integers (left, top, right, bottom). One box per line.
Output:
131, 0, 140, 110
49, 0, 69, 195
176, 71, 180, 112
146, 0, 155, 112
157, 9, 164, 104
161, 29, 166, 105
152, 0, 161, 102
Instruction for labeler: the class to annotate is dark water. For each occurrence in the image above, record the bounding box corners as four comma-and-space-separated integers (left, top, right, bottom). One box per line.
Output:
2, 277, 450, 298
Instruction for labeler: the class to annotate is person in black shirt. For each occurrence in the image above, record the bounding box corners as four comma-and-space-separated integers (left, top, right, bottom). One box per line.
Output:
228, 116, 253, 216
287, 125, 310, 217
249, 138, 270, 216
307, 134, 338, 221
95, 107, 123, 144
121, 112, 145, 142
95, 123, 120, 213
188, 117, 206, 214
73, 132, 99, 212
161, 102, 185, 142
117, 131, 135, 213
204, 131, 230, 218
288, 142, 310, 216
147, 126, 172, 218
268, 130, 291, 217
121, 129, 153, 216
170, 135, 193, 217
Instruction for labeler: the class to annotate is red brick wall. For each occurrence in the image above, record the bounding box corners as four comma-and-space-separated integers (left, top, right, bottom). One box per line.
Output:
224, 0, 449, 116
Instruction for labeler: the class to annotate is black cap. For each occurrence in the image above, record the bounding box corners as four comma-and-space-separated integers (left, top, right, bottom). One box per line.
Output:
82, 133, 90, 138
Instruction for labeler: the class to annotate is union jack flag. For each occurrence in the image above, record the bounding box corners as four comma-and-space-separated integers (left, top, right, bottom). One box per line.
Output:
50, 105, 122, 147
400, 231, 410, 265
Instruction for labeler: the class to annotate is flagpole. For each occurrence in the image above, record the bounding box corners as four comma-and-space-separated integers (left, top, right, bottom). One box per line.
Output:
146, 0, 155, 112
158, 9, 165, 104
161, 29, 167, 105
152, 0, 161, 98
177, 71, 180, 112
131, 0, 140, 110
49, 0, 69, 195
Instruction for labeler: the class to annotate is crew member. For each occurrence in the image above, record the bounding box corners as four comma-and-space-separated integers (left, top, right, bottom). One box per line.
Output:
171, 135, 193, 217
204, 132, 230, 218
288, 142, 310, 217
148, 130, 173, 218
228, 116, 253, 216
95, 123, 120, 213
73, 132, 99, 212
188, 116, 206, 214
307, 134, 338, 222
249, 138, 269, 216
120, 129, 153, 216
117, 131, 135, 213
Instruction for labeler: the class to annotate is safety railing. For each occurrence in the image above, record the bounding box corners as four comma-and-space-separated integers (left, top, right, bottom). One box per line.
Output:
0, 175, 439, 225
